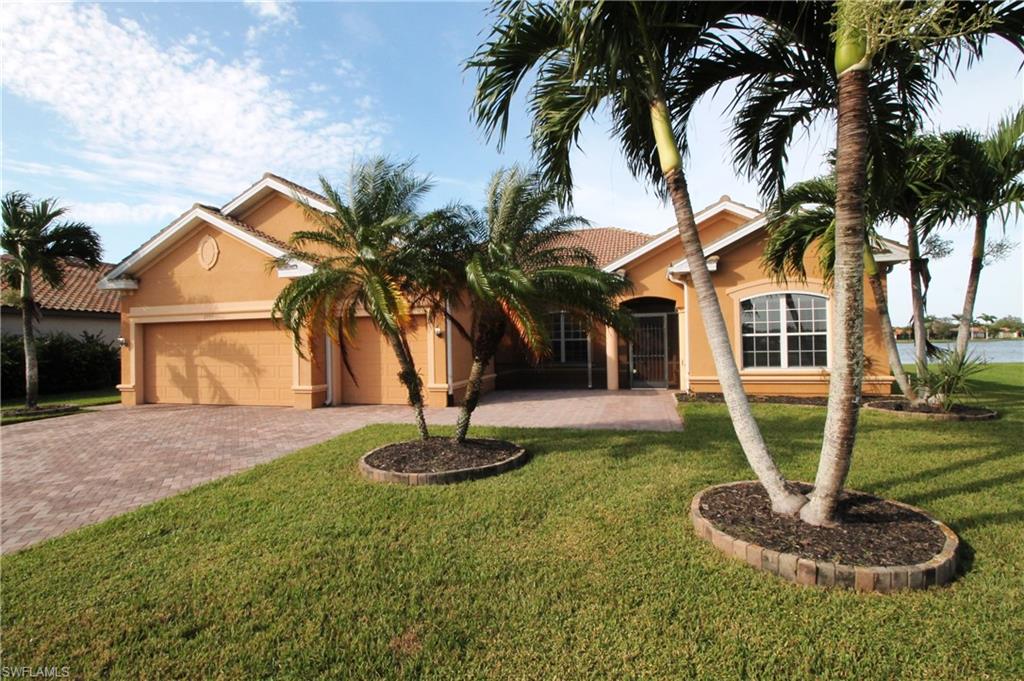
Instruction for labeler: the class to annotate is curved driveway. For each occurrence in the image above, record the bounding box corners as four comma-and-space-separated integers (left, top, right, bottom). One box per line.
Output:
1, 390, 681, 553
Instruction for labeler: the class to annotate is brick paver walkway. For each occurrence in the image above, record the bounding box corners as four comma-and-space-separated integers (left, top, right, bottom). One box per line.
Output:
1, 390, 680, 553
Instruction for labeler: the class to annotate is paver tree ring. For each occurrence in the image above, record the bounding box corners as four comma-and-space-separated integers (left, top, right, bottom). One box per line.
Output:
690, 481, 960, 593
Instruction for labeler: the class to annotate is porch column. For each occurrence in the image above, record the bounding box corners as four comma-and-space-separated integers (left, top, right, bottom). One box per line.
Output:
605, 325, 619, 390
677, 306, 687, 391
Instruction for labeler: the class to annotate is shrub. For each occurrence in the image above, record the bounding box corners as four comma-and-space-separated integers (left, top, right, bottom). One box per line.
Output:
913, 350, 987, 411
2, 331, 120, 398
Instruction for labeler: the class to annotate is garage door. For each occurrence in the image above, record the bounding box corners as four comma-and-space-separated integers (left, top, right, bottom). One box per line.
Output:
341, 315, 428, 404
143, 319, 293, 406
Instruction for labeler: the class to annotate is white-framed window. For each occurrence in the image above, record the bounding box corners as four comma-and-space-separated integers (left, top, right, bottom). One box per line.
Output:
548, 312, 588, 364
740, 293, 827, 369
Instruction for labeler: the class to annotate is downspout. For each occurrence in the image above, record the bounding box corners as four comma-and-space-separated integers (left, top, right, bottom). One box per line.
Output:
586, 332, 593, 389
445, 299, 454, 402
667, 271, 690, 392
324, 331, 333, 406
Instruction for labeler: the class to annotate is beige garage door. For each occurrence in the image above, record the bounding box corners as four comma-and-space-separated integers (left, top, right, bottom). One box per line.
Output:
144, 319, 293, 406
341, 315, 428, 405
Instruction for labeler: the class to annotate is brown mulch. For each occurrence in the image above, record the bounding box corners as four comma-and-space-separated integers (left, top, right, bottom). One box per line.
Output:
699, 482, 946, 566
866, 399, 995, 417
678, 392, 830, 406
365, 437, 521, 474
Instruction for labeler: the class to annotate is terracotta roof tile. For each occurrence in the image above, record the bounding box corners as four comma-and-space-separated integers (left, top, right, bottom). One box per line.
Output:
1, 256, 119, 314
195, 205, 289, 250
262, 172, 331, 205
547, 226, 654, 269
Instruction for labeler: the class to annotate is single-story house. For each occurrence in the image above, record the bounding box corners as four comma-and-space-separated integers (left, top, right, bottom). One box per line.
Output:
1, 256, 120, 340
98, 174, 908, 409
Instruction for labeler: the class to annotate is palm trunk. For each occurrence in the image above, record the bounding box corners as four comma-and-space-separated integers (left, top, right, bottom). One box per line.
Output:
800, 67, 869, 527
385, 329, 429, 440
955, 214, 986, 356
906, 220, 929, 380
453, 318, 504, 444
652, 99, 806, 516
21, 270, 39, 409
865, 246, 916, 402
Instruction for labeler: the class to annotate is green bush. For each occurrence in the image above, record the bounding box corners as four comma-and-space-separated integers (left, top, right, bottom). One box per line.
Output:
2, 331, 120, 397
913, 350, 987, 411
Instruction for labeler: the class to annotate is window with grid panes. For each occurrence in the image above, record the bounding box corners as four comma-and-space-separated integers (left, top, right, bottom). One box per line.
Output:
740, 293, 827, 369
548, 312, 588, 364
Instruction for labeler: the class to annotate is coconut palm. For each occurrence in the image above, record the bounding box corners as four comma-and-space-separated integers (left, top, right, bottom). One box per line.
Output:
447, 167, 632, 443
675, 1, 1023, 524
923, 107, 1024, 356
469, 1, 808, 514
272, 158, 444, 440
1, 192, 103, 409
763, 174, 918, 402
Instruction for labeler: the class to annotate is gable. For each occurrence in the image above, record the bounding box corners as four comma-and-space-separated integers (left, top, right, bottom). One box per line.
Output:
126, 221, 289, 308
235, 192, 314, 246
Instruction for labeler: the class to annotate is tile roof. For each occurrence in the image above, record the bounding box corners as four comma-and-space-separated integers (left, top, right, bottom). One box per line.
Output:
194, 204, 289, 250
1, 256, 119, 314
548, 226, 654, 269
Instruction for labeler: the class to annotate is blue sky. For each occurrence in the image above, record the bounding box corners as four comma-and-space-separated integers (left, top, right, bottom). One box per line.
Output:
2, 1, 1022, 323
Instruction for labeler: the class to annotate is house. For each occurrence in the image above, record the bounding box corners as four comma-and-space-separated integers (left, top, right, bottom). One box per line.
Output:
98, 175, 907, 409
1, 257, 120, 340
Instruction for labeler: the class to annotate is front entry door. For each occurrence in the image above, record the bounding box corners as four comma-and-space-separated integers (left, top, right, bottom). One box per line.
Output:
630, 314, 668, 388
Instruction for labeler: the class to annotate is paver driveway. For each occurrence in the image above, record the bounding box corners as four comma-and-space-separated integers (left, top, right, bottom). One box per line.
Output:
1, 390, 680, 553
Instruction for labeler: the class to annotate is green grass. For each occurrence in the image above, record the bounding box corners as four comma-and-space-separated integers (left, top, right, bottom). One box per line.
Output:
3, 366, 1022, 679
1, 388, 120, 425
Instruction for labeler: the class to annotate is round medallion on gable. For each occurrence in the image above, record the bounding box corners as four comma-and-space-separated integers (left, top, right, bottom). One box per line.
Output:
198, 235, 220, 270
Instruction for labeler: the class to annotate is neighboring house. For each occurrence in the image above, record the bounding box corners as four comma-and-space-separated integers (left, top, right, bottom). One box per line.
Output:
99, 175, 908, 409
1, 256, 120, 340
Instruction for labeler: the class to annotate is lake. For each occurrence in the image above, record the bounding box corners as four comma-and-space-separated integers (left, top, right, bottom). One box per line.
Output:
896, 339, 1024, 364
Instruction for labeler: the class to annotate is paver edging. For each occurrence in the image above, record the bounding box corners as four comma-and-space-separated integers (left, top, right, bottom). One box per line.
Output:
862, 399, 998, 421
358, 439, 529, 486
689, 481, 960, 593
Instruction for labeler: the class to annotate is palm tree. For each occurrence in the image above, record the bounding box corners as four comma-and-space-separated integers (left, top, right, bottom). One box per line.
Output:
447, 167, 632, 443
923, 107, 1024, 356
675, 1, 1022, 524
469, 1, 807, 514
763, 174, 918, 402
272, 158, 443, 440
1, 192, 102, 409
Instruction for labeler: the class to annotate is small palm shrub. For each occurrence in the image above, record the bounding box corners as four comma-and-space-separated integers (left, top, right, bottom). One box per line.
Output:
913, 351, 986, 411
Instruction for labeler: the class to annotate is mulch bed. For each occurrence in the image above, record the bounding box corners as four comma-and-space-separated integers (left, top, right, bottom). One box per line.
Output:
1, 404, 80, 418
864, 399, 997, 419
364, 437, 522, 474
678, 392, 830, 407
699, 482, 946, 566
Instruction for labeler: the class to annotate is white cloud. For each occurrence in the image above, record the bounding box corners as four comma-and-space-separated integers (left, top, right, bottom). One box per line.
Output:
1, 3, 384, 201
309, 82, 328, 94
69, 200, 186, 226
243, 0, 296, 24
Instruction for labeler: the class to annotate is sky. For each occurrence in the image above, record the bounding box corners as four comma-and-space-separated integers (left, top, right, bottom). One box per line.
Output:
2, 1, 1022, 324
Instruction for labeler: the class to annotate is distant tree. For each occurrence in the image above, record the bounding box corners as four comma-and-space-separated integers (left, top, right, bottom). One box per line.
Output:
1, 192, 102, 409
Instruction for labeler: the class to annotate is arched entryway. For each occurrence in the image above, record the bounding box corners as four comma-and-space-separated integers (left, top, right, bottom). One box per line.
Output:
620, 297, 680, 389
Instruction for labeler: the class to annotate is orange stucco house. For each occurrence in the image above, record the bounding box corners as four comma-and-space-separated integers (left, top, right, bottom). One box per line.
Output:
99, 174, 908, 409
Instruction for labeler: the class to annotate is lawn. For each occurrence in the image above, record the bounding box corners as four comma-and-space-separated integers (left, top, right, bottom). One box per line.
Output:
2, 366, 1022, 679
0, 387, 120, 425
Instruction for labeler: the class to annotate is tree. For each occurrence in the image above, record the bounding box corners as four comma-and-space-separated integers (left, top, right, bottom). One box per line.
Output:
469, 1, 807, 514
924, 107, 1024, 356
447, 167, 632, 443
676, 0, 1020, 524
1, 192, 102, 409
762, 174, 919, 402
272, 158, 444, 440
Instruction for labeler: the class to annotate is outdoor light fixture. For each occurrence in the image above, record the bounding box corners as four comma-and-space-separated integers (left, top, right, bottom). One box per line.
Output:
434, 327, 444, 338
116, 336, 129, 348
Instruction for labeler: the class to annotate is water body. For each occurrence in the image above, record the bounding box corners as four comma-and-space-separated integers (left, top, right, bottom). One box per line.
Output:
896, 339, 1024, 364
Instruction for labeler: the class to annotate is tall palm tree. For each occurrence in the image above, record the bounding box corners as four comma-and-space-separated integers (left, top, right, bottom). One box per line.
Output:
1, 192, 103, 409
923, 107, 1024, 356
272, 158, 443, 440
763, 174, 918, 402
675, 0, 1022, 524
447, 167, 632, 443
469, 1, 808, 514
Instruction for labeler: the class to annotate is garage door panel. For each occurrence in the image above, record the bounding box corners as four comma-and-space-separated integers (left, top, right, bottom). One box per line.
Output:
144, 319, 293, 406
341, 316, 428, 405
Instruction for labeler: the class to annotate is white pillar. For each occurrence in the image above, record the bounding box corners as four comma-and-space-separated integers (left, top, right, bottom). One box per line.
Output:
605, 326, 619, 390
